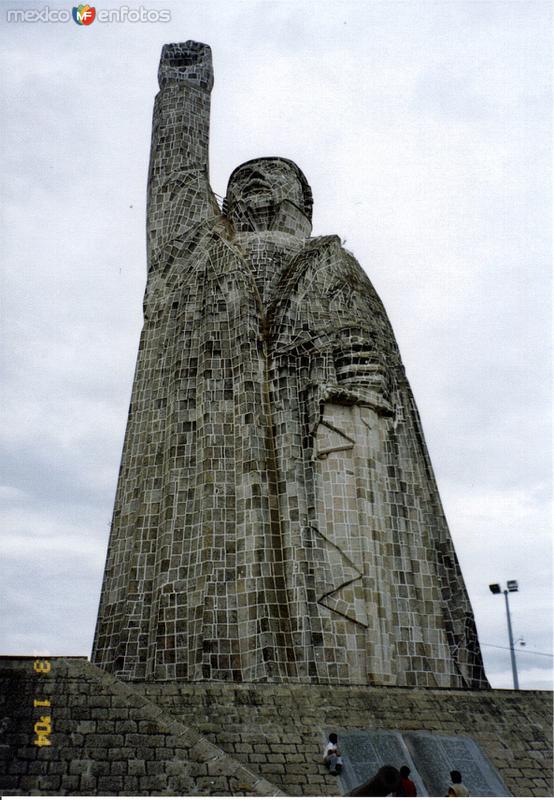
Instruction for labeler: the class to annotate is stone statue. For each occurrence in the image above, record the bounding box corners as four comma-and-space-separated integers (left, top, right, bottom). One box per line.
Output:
92, 41, 489, 688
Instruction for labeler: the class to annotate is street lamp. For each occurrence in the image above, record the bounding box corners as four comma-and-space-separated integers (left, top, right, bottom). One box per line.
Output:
489, 580, 520, 689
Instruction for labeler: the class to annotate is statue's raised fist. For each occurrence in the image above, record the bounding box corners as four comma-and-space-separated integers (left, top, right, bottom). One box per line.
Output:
158, 41, 214, 91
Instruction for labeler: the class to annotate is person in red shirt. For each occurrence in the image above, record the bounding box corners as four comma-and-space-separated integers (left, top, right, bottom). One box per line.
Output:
399, 765, 417, 796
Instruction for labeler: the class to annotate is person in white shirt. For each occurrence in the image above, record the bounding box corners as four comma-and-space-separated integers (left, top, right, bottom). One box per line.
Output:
447, 770, 470, 796
323, 732, 344, 775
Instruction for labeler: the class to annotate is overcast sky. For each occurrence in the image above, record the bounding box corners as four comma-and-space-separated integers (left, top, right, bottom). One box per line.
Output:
1, 0, 552, 690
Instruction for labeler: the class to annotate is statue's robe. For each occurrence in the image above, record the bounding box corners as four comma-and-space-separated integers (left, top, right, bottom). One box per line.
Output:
92, 216, 488, 688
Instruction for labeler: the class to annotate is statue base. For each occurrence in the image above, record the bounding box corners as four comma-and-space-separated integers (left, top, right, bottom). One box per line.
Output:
0, 656, 551, 796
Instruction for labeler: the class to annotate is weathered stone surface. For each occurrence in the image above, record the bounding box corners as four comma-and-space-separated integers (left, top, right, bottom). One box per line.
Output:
0, 657, 283, 796
138, 679, 553, 797
92, 40, 487, 688
1, 656, 551, 796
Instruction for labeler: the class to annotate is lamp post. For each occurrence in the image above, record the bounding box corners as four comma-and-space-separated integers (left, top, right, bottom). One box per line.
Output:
489, 580, 520, 690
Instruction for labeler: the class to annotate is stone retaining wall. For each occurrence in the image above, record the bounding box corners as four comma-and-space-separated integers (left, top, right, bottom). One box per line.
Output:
0, 657, 280, 796
0, 656, 551, 796
138, 681, 553, 797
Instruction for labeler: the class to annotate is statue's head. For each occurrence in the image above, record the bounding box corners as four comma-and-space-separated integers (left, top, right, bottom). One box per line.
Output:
223, 157, 313, 235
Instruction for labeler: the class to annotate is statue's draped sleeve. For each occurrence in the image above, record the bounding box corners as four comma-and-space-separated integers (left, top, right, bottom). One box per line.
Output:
146, 42, 219, 271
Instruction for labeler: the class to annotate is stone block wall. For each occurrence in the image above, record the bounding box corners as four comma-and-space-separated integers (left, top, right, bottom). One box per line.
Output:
0, 657, 280, 796
138, 681, 553, 797
0, 656, 551, 796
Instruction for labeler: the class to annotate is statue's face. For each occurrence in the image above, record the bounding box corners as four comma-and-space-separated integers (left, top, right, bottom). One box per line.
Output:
225, 160, 305, 228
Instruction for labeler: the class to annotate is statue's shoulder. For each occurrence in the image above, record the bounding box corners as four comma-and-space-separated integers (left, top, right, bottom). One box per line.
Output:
301, 234, 342, 255
273, 234, 373, 308
302, 235, 362, 266
298, 235, 386, 310
300, 235, 369, 281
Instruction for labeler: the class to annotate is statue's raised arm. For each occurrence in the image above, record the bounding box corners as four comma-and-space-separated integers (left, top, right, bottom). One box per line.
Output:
146, 41, 219, 268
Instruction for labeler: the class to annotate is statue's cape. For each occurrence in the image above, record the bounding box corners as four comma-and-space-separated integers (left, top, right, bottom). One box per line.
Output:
93, 221, 488, 688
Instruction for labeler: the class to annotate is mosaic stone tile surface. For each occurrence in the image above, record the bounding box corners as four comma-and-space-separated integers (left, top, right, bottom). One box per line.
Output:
92, 41, 488, 687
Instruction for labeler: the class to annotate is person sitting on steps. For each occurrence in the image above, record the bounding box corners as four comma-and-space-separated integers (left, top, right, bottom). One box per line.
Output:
323, 732, 344, 775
